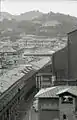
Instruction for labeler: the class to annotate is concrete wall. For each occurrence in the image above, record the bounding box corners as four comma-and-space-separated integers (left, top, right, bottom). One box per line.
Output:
52, 47, 68, 80
59, 94, 77, 120
52, 30, 77, 81
39, 110, 59, 120
68, 30, 77, 79
36, 74, 52, 89
38, 98, 60, 120
41, 75, 52, 88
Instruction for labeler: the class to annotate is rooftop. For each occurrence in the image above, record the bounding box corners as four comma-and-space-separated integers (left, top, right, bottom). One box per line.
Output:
31, 57, 51, 69
0, 57, 51, 93
0, 46, 16, 53
35, 86, 77, 98
57, 87, 77, 97
67, 28, 77, 34
0, 64, 35, 93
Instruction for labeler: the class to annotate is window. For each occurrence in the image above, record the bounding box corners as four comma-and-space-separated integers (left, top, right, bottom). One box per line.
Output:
18, 88, 20, 92
18, 88, 21, 102
62, 96, 73, 104
63, 114, 67, 120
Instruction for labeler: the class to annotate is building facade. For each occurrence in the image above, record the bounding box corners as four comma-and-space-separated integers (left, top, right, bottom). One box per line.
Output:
35, 86, 77, 120
38, 98, 59, 120
36, 73, 52, 90
35, 61, 52, 90
52, 47, 68, 80
52, 29, 77, 83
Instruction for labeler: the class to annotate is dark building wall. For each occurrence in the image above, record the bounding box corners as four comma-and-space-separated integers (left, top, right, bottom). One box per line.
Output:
52, 29, 77, 81
52, 47, 68, 80
68, 30, 77, 79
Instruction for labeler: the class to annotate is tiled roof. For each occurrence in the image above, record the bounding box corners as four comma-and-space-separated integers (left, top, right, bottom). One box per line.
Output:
57, 87, 77, 97
35, 86, 77, 98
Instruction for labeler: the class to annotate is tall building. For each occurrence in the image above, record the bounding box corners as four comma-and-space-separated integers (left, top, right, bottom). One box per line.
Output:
52, 29, 77, 85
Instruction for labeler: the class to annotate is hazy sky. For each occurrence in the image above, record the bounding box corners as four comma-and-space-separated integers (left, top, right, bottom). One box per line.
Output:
1, 0, 77, 17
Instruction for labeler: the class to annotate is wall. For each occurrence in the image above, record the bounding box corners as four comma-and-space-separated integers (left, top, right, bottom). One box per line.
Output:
59, 94, 77, 120
36, 74, 52, 89
52, 47, 68, 80
41, 75, 52, 88
38, 98, 60, 120
39, 110, 59, 120
68, 30, 77, 79
36, 62, 52, 90
52, 30, 77, 81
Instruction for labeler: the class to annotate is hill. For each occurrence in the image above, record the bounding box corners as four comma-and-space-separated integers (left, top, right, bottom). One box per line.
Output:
0, 11, 43, 21
0, 11, 77, 38
32, 11, 77, 36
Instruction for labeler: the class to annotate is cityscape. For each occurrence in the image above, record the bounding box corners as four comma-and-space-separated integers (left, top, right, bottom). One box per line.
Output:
0, 0, 77, 120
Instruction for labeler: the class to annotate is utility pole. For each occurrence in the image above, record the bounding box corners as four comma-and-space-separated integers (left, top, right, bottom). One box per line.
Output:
67, 35, 70, 81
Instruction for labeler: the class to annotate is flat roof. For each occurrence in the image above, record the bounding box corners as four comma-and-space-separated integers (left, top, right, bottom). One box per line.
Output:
67, 29, 77, 35
31, 57, 51, 69
0, 57, 51, 93
0, 64, 34, 93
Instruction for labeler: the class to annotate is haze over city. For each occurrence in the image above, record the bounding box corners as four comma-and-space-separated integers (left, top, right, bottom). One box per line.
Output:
1, 0, 77, 17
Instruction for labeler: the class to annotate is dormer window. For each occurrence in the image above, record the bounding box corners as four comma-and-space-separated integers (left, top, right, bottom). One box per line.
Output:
61, 96, 73, 104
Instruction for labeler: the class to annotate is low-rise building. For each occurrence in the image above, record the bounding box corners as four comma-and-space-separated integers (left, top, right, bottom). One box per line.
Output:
35, 86, 77, 120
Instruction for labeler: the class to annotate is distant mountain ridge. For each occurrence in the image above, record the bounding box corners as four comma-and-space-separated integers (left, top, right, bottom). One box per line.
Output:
0, 11, 77, 37
32, 11, 77, 33
37, 11, 77, 23
0, 11, 43, 21
1, 11, 77, 22
0, 12, 14, 21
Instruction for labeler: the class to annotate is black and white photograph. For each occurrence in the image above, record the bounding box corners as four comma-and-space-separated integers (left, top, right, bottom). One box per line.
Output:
0, 0, 77, 120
